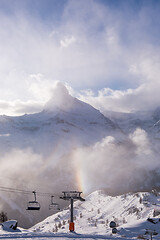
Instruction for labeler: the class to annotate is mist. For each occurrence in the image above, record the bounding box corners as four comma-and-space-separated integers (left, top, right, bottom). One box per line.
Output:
72, 128, 160, 195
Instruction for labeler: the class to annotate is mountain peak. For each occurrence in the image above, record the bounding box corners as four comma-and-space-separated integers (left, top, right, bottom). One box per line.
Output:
44, 82, 100, 117
44, 82, 76, 112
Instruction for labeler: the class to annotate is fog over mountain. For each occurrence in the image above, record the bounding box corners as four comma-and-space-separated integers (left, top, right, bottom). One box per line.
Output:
0, 82, 160, 228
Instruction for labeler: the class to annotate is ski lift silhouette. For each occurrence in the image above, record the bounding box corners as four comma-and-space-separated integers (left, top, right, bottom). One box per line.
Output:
49, 195, 60, 210
26, 191, 40, 211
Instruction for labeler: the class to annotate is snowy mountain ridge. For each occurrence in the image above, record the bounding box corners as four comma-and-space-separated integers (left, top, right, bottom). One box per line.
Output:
104, 107, 160, 136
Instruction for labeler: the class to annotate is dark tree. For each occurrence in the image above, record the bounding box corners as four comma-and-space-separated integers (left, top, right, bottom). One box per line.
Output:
0, 211, 7, 222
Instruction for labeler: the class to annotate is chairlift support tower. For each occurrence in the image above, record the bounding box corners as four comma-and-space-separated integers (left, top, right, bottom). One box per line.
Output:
60, 191, 85, 232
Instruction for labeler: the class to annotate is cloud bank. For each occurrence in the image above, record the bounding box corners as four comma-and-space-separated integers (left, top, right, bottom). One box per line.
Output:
73, 128, 160, 195
78, 82, 160, 113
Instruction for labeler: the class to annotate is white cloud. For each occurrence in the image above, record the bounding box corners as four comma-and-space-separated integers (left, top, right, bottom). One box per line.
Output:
0, 99, 43, 116
60, 35, 76, 48
129, 128, 151, 156
78, 80, 160, 113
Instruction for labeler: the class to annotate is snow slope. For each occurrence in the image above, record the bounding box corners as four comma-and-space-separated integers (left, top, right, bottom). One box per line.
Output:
29, 190, 160, 239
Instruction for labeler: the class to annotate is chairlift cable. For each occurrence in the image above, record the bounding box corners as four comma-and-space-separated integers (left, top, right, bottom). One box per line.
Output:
0, 186, 31, 193
0, 186, 60, 197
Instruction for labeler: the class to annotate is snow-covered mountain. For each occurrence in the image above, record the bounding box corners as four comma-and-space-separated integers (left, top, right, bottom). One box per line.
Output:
0, 83, 122, 156
30, 190, 160, 239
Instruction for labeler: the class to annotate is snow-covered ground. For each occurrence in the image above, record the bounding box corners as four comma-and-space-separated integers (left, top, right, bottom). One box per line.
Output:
0, 190, 160, 239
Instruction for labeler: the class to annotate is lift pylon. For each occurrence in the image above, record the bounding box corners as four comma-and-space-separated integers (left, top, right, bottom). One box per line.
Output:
60, 191, 85, 232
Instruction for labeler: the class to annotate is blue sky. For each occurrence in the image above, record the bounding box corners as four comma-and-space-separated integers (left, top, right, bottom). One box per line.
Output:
0, 0, 160, 114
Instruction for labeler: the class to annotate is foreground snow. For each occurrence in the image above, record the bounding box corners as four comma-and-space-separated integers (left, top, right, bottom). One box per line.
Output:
0, 219, 160, 239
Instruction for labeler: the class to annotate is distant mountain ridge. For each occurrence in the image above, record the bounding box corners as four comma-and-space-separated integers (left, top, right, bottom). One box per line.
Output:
103, 107, 160, 135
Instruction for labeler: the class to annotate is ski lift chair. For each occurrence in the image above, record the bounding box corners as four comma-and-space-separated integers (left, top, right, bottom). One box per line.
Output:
26, 191, 40, 211
49, 195, 60, 210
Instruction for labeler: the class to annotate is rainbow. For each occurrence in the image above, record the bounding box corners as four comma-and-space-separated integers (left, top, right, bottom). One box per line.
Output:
72, 149, 90, 196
